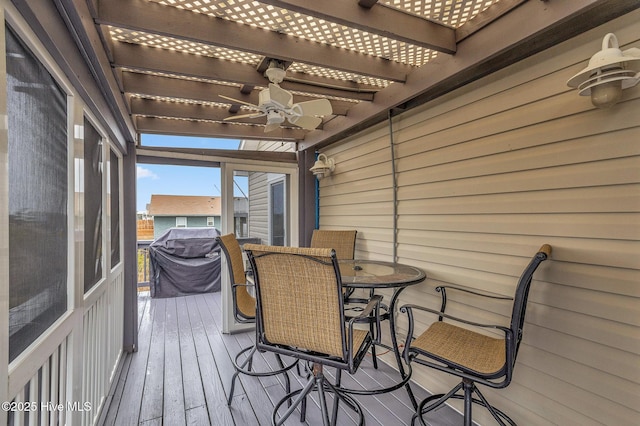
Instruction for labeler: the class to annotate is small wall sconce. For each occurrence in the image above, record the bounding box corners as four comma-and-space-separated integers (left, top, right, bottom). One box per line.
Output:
309, 153, 335, 181
567, 33, 640, 108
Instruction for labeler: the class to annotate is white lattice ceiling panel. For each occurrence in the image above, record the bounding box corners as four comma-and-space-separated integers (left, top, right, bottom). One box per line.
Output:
149, 0, 437, 66
381, 0, 499, 27
110, 27, 391, 88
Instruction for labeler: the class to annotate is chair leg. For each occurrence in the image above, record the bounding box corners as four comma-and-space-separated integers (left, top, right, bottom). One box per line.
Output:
369, 321, 378, 369
227, 345, 256, 405
322, 377, 365, 426
227, 369, 241, 406
273, 363, 364, 426
463, 379, 473, 426
274, 375, 317, 426
414, 382, 464, 426
274, 354, 292, 405
472, 385, 516, 426
331, 369, 342, 425
316, 373, 331, 426
227, 344, 298, 406
414, 379, 516, 426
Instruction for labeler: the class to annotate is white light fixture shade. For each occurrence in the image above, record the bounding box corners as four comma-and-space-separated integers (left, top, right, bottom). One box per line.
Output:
309, 153, 335, 181
567, 33, 640, 108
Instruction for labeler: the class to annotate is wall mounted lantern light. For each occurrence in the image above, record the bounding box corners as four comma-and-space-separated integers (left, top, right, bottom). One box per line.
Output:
567, 33, 640, 108
309, 153, 335, 181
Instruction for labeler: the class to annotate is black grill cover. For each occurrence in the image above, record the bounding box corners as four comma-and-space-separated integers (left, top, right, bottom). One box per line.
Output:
149, 227, 221, 298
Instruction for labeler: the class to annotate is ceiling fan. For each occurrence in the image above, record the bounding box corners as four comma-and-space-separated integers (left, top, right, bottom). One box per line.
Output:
220, 60, 333, 132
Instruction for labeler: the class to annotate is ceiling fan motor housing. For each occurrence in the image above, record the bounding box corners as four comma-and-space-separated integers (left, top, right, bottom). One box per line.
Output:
266, 109, 285, 124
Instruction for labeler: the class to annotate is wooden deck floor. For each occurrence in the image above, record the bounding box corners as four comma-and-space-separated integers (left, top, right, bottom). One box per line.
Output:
98, 291, 461, 426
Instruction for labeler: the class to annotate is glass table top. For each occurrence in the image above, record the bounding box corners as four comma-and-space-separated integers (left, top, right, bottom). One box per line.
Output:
339, 259, 426, 288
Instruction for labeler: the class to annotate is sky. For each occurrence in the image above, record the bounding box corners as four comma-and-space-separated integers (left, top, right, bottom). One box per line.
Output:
136, 134, 242, 212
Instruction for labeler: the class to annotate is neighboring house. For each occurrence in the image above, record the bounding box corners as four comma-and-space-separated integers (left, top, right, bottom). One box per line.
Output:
147, 195, 222, 239
147, 195, 249, 240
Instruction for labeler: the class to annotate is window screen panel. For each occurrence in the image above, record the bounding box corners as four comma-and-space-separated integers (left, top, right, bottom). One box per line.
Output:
6, 25, 68, 362
270, 180, 285, 246
84, 118, 103, 292
110, 149, 120, 266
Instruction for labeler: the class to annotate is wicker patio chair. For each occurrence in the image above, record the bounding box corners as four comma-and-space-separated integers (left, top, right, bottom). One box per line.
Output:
310, 229, 387, 369
216, 234, 297, 406
244, 244, 382, 426
310, 229, 357, 261
400, 244, 552, 426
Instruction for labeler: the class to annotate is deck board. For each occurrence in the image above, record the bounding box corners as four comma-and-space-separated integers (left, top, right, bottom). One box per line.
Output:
139, 298, 165, 423
99, 291, 462, 425
163, 298, 186, 425
175, 297, 206, 411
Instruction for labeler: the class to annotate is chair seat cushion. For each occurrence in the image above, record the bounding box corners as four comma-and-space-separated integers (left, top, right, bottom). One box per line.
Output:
412, 321, 505, 375
236, 293, 256, 319
351, 328, 369, 354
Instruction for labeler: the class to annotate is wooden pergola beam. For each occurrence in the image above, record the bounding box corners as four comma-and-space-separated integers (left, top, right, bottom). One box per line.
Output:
121, 72, 356, 116
137, 146, 298, 164
111, 43, 376, 102
261, 0, 456, 53
97, 0, 413, 82
136, 116, 307, 141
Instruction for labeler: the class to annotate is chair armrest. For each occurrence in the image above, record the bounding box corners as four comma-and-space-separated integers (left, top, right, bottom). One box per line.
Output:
435, 285, 512, 320
401, 304, 509, 332
348, 294, 384, 345
231, 282, 254, 288
352, 294, 383, 320
437, 285, 513, 301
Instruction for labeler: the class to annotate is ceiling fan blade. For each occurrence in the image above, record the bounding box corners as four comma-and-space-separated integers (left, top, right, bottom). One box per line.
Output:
288, 115, 322, 130
219, 95, 259, 109
264, 122, 281, 133
268, 83, 293, 108
223, 112, 265, 121
296, 98, 332, 116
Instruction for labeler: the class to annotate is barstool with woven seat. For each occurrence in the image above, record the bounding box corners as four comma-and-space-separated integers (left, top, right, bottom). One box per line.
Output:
310, 229, 388, 369
216, 234, 297, 406
244, 244, 382, 426
401, 244, 552, 425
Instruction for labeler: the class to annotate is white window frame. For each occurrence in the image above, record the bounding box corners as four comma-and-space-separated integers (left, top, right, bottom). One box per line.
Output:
176, 216, 187, 227
220, 162, 298, 334
267, 175, 287, 246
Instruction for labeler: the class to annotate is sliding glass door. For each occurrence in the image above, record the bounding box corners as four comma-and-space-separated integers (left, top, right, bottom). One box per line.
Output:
220, 163, 298, 333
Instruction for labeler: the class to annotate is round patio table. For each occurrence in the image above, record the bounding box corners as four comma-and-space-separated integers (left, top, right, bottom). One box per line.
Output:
338, 259, 426, 407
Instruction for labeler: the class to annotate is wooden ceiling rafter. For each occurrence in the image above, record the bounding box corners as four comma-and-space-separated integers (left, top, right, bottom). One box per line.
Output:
96, 0, 413, 83
258, 0, 457, 53
110, 42, 378, 101
121, 72, 357, 116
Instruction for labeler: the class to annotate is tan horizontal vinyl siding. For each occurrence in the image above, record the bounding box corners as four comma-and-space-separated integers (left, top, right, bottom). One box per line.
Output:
318, 10, 639, 426
319, 124, 395, 259
248, 172, 268, 244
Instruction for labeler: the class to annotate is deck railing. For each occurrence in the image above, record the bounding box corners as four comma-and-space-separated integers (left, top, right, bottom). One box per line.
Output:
137, 241, 152, 287
7, 266, 125, 426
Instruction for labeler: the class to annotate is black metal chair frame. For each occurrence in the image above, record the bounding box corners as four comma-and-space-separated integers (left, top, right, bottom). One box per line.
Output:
342, 290, 388, 369
401, 244, 551, 426
245, 245, 383, 426
216, 235, 298, 406
310, 229, 389, 369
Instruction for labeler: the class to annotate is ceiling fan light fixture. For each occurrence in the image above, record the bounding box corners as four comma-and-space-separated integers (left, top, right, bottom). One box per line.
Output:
266, 109, 285, 124
264, 60, 287, 85
222, 61, 332, 132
